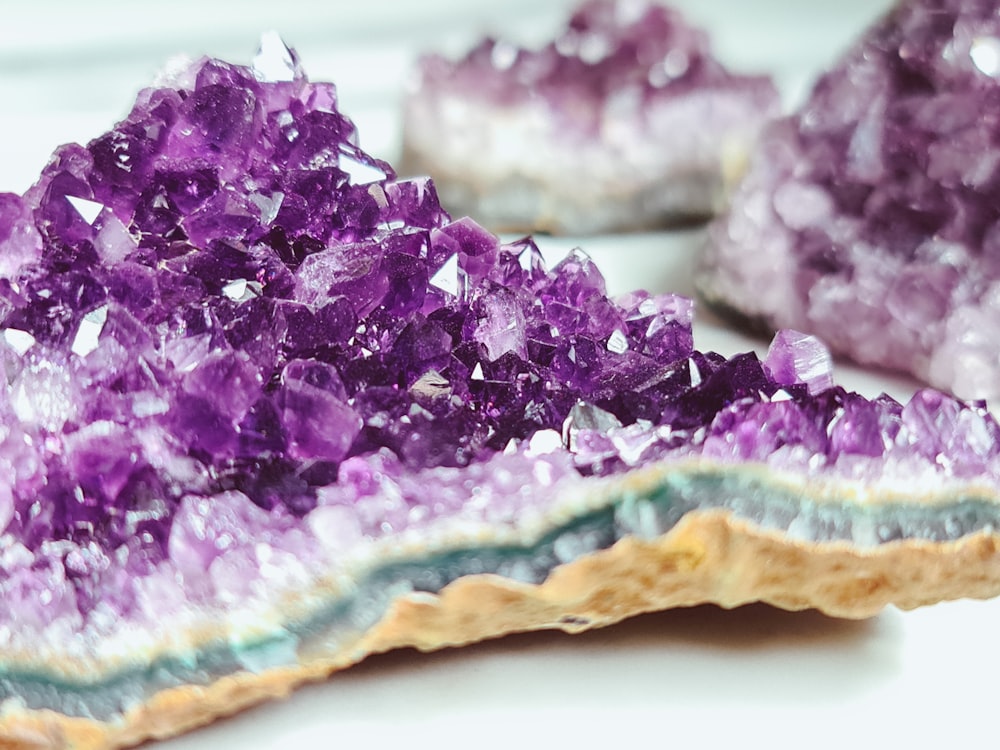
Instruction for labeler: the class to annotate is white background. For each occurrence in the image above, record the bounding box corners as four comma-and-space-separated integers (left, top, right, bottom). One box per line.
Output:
3, 1, 997, 747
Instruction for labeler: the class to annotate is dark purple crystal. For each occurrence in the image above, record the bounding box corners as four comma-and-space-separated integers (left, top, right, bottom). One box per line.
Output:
2, 37, 999, 633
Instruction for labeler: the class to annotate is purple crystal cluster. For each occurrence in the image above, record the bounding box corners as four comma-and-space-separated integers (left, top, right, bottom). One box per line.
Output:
2, 36, 1000, 664
700, 0, 1000, 400
402, 0, 779, 233
0, 40, 726, 614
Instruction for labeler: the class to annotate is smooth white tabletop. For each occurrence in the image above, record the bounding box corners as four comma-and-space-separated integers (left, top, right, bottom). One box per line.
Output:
2, 1, 995, 747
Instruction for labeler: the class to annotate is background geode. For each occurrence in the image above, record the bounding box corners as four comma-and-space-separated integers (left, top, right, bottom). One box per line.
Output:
699, 0, 1000, 401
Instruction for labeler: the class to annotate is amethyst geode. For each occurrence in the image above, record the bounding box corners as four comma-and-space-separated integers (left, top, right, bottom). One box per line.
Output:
700, 0, 1000, 400
3, 35, 1000, 750
401, 0, 780, 234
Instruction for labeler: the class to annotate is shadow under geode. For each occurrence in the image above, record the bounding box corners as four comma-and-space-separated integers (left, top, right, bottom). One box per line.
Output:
163, 603, 901, 749
340, 602, 902, 708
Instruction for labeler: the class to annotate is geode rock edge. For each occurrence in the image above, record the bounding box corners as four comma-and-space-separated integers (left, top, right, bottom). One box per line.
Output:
5, 468, 1000, 750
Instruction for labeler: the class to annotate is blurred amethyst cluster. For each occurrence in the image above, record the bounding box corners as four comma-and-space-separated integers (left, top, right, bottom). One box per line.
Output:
701, 0, 1000, 400
402, 0, 779, 233
415, 0, 762, 120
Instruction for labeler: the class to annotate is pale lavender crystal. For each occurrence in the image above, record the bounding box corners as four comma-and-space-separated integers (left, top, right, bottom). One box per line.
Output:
402, 0, 780, 233
0, 195, 42, 277
764, 330, 834, 396
700, 0, 1000, 400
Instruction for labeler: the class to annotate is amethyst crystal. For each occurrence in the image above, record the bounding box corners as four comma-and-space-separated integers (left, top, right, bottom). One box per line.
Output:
3, 34, 1000, 748
700, 0, 1000, 400
401, 0, 780, 234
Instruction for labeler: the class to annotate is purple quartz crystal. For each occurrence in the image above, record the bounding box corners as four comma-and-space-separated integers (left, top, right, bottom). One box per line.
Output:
764, 329, 834, 396
401, 0, 780, 234
3, 37, 1000, 718
700, 0, 1000, 400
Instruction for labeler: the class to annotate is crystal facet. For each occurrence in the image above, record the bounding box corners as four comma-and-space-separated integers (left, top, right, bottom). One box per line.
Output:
700, 0, 1000, 400
401, 0, 780, 233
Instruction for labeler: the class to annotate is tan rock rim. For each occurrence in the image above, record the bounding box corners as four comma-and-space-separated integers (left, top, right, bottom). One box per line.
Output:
2, 507, 998, 750
14, 453, 992, 683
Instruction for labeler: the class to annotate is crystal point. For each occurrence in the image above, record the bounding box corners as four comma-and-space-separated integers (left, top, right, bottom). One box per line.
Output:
252, 31, 300, 83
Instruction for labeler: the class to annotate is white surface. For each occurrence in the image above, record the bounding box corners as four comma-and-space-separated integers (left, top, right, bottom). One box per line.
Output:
3, 1, 998, 747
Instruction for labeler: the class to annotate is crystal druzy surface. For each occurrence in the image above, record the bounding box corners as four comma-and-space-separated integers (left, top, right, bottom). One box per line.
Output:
402, 0, 780, 234
700, 0, 1000, 401
4, 34, 1000, 739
